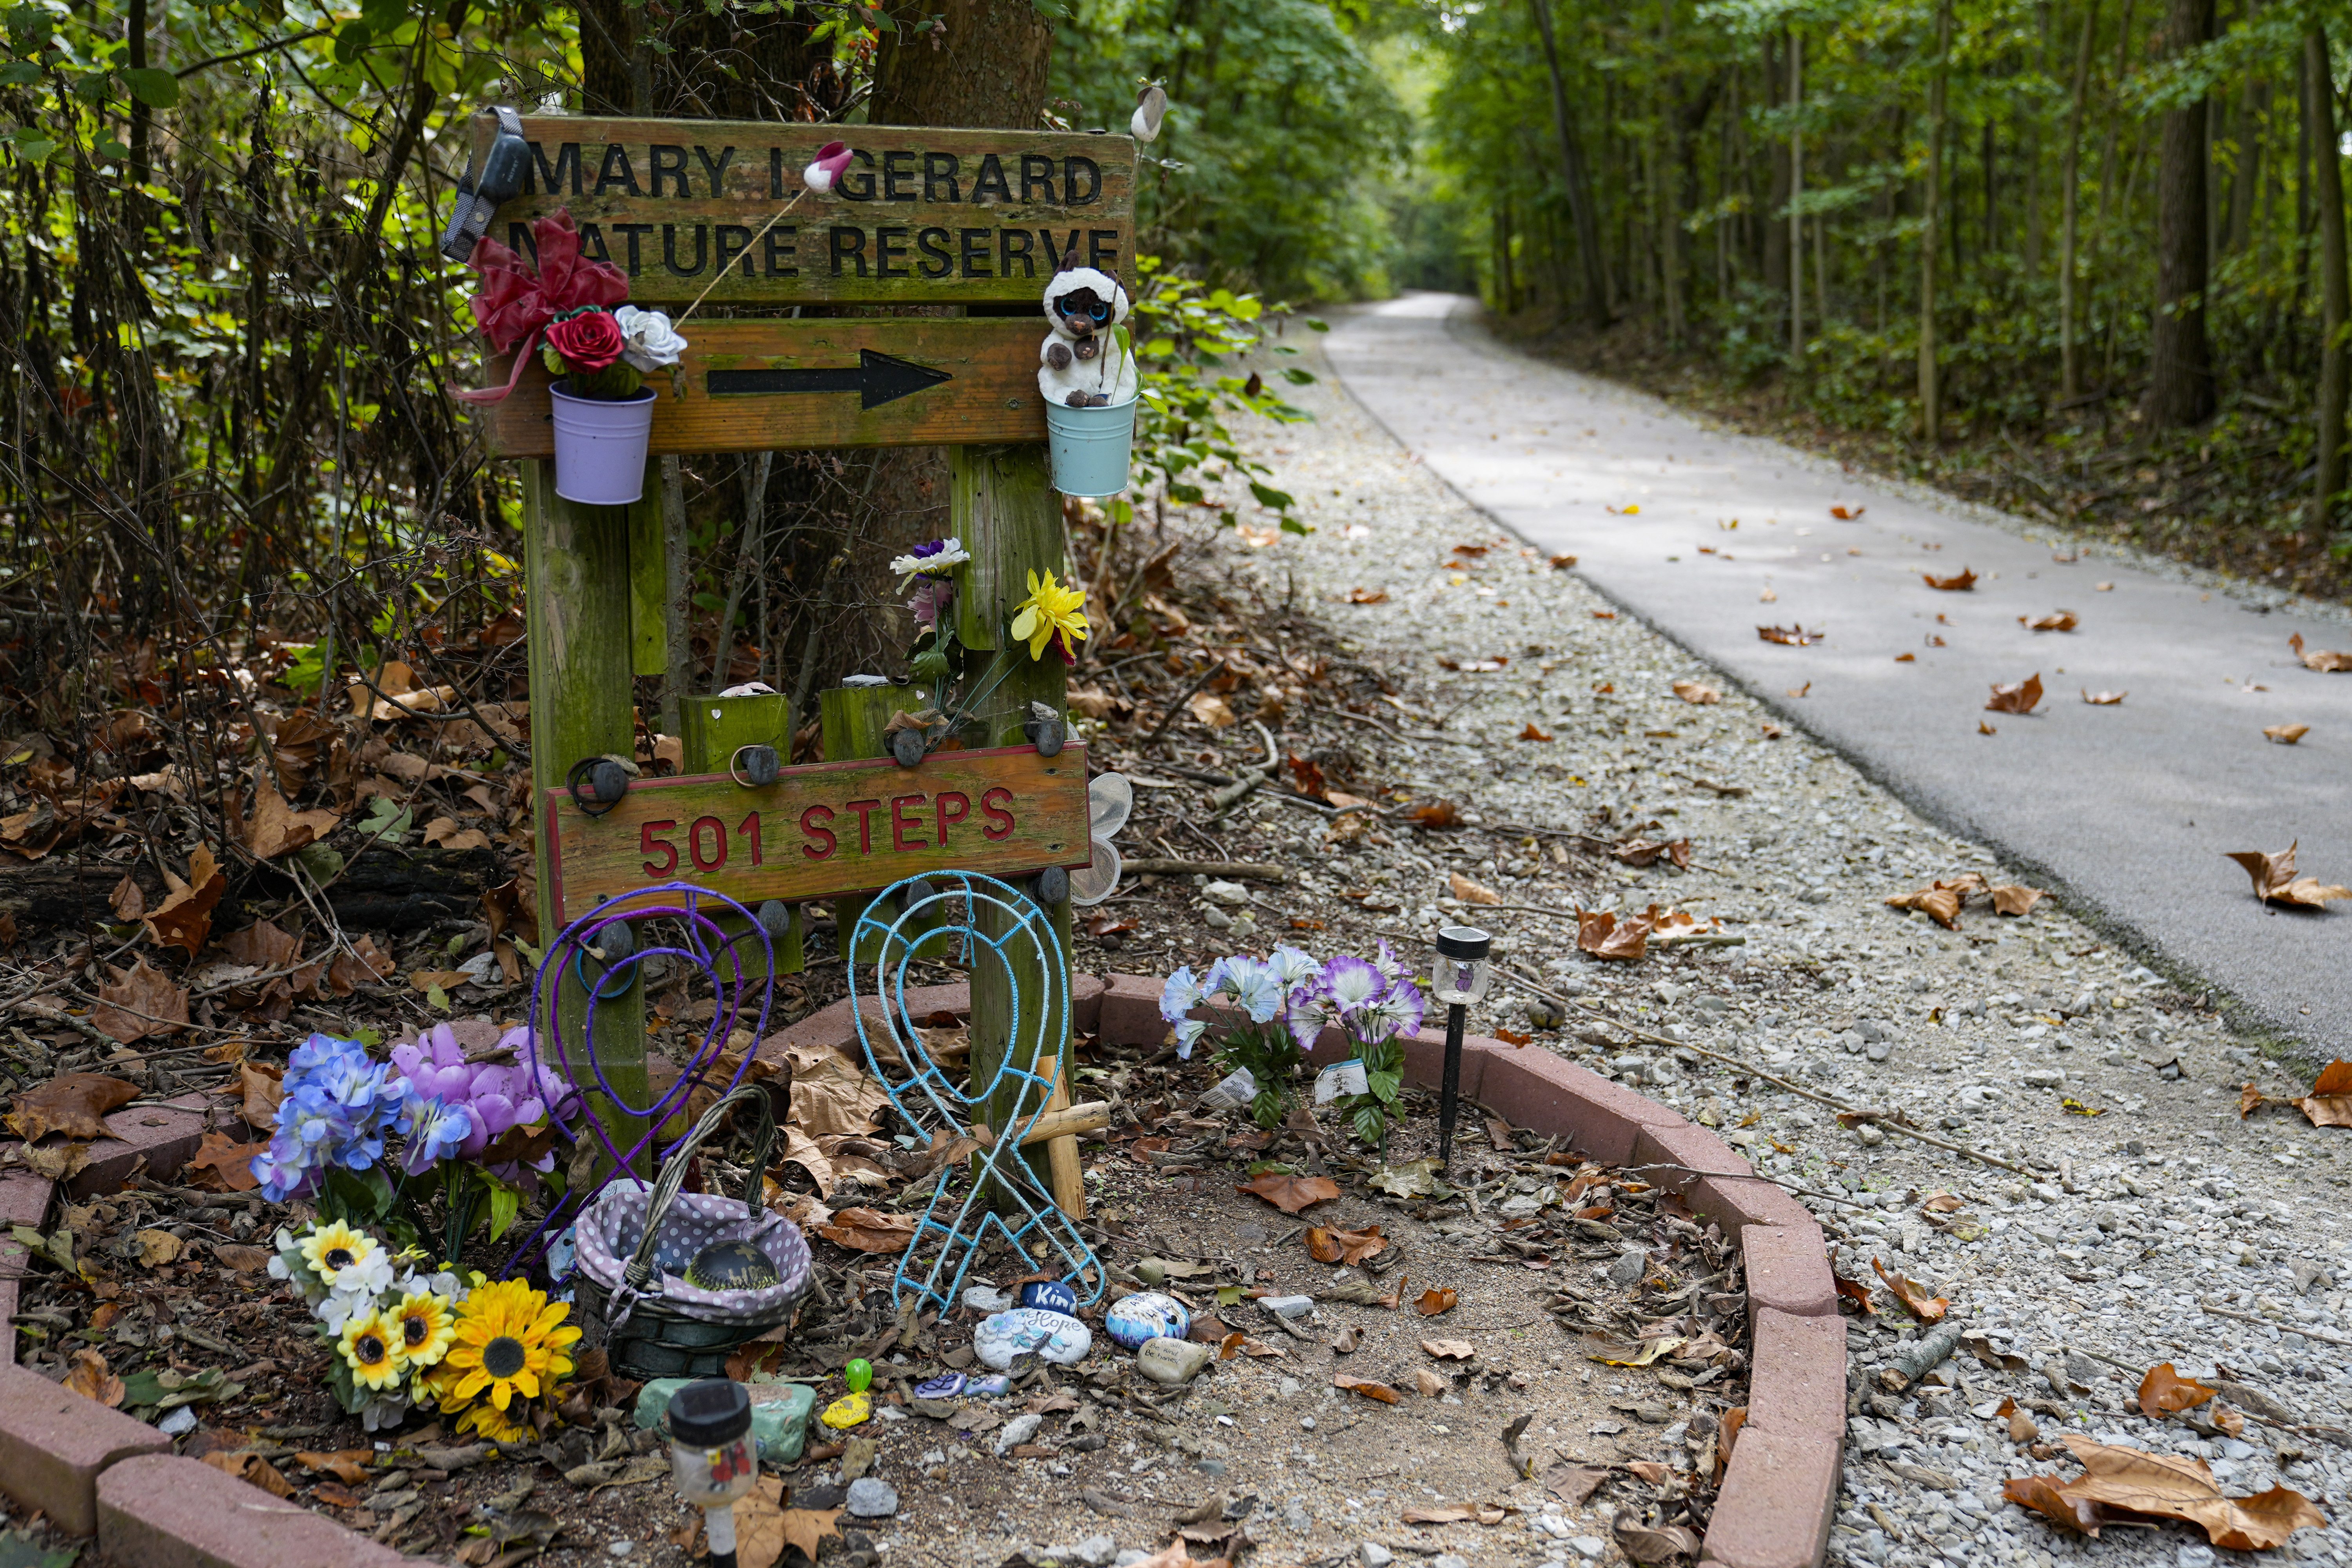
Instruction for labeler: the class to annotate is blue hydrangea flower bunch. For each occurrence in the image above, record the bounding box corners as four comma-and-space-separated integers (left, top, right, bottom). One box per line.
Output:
249, 1033, 423, 1203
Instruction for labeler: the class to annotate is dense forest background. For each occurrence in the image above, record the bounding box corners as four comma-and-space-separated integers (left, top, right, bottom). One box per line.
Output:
0, 0, 2347, 735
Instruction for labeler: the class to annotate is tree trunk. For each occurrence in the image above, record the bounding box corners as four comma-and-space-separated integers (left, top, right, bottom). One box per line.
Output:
2061, 0, 2098, 398
2308, 25, 2348, 530
869, 0, 1052, 126
1789, 29, 1805, 365
1763, 38, 1789, 293
2145, 0, 2216, 425
1921, 0, 1952, 441
1529, 0, 1612, 329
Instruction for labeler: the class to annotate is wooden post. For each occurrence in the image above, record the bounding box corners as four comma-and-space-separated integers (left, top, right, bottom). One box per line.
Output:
525, 457, 651, 1178
677, 691, 802, 987
951, 443, 1076, 1216
819, 681, 934, 966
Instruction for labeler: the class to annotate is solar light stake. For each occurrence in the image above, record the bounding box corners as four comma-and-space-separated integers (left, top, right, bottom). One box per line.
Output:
1433, 925, 1492, 1166
668, 1380, 757, 1568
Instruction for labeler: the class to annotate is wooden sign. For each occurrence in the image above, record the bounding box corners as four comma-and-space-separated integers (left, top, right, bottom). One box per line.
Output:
539, 744, 1091, 926
477, 319, 1046, 457
488, 117, 1136, 307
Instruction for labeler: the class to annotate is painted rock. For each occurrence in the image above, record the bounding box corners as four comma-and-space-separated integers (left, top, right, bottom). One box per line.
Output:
973, 1307, 1093, 1370
820, 1391, 871, 1429
963, 1374, 1011, 1396
914, 1373, 966, 1400
962, 1285, 1013, 1314
1135, 1336, 1213, 1386
683, 1238, 779, 1293
1104, 1291, 1191, 1350
1019, 1279, 1079, 1316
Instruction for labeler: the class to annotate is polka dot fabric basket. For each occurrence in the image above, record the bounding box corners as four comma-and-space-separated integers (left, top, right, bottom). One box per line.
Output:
574, 1084, 813, 1379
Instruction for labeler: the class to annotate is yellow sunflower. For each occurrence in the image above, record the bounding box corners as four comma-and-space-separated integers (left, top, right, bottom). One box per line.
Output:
456, 1399, 534, 1444
442, 1278, 581, 1411
390, 1291, 457, 1369
1009, 569, 1088, 663
299, 1221, 377, 1287
337, 1309, 406, 1391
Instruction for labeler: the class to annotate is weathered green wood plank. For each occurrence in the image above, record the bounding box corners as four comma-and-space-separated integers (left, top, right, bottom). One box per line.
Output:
678, 692, 802, 983
474, 319, 1047, 458
522, 459, 650, 1179
626, 462, 666, 677
819, 682, 940, 965
950, 444, 1074, 1212
484, 117, 1135, 307
539, 744, 1089, 926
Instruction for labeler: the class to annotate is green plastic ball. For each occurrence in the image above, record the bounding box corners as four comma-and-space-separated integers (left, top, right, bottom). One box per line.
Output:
844, 1358, 873, 1394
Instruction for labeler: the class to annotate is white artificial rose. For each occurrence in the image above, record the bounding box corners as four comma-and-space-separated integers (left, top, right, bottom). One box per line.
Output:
614, 305, 689, 372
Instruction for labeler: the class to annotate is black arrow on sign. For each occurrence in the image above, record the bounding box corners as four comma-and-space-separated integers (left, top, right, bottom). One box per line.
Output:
705, 350, 954, 410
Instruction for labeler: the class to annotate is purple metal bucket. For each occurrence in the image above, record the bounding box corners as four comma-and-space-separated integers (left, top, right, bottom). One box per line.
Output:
549, 382, 656, 505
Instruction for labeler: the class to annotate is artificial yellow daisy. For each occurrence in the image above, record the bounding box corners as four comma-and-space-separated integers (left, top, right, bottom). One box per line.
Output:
443, 1278, 581, 1411
456, 1399, 533, 1444
390, 1291, 457, 1370
338, 1309, 406, 1391
299, 1221, 376, 1287
1009, 569, 1088, 664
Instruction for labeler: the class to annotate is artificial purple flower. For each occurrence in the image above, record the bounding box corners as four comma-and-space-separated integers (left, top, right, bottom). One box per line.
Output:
908, 577, 954, 629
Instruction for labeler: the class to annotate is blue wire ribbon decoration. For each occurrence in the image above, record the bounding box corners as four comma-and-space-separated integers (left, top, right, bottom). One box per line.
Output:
848, 873, 1101, 1315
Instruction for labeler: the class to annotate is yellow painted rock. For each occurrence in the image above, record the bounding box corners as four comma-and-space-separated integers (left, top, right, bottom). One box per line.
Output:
820, 1391, 871, 1430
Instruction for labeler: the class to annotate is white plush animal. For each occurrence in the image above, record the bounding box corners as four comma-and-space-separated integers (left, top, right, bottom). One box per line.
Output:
1038, 267, 1138, 408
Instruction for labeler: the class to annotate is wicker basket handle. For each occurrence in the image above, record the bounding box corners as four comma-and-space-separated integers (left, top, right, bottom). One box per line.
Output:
620, 1083, 779, 1292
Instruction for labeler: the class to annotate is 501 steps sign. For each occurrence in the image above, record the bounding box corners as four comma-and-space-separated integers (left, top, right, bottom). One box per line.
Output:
486, 119, 1135, 307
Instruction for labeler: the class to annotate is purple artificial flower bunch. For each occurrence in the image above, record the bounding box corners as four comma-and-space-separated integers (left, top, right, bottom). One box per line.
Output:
1158, 941, 1424, 1060
390, 1023, 584, 1182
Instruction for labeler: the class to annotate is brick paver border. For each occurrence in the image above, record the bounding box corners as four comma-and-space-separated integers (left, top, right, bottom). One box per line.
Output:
0, 970, 1839, 1568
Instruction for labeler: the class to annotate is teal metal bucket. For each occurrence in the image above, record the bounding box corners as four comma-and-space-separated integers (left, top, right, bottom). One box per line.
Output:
1044, 397, 1137, 498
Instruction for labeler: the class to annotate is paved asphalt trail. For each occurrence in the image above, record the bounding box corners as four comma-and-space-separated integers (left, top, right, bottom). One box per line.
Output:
1324, 292, 2352, 1054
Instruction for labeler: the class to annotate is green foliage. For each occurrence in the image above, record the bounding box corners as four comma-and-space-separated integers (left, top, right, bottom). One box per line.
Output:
1336, 1034, 1405, 1147
1213, 1020, 1305, 1127
1126, 256, 1319, 530
1052, 0, 1408, 299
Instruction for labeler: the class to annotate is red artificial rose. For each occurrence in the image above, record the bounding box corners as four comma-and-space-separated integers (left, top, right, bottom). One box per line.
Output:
544, 310, 626, 376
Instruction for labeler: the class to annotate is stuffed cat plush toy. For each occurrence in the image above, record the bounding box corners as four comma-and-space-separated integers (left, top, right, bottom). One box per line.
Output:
1038, 267, 1138, 408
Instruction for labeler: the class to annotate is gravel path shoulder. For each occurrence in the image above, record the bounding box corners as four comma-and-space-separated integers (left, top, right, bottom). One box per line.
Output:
1160, 325, 2352, 1568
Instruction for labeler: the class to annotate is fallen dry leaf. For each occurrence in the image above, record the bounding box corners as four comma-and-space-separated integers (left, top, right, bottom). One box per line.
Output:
1518, 722, 1553, 742
1670, 680, 1719, 705
1757, 624, 1823, 646
1237, 1172, 1341, 1214
2292, 1060, 2352, 1128
1421, 1339, 1475, 1360
1575, 907, 1651, 962
1448, 872, 1502, 906
1402, 1504, 1474, 1523
2025, 1436, 2329, 1552
1895, 653, 1917, 662
1986, 673, 2045, 714
1980, 720, 1997, 735
1412, 1368, 1447, 1398
91, 957, 189, 1044
5, 1073, 140, 1143
200, 1450, 295, 1498
816, 1208, 917, 1254
1306, 1225, 1389, 1265
1408, 801, 1461, 830
294, 1450, 373, 1487
134, 1227, 183, 1267
1189, 691, 1238, 730
1414, 1287, 1459, 1317
1833, 1273, 1877, 1315
2264, 724, 2310, 744
1924, 568, 1978, 591
1347, 588, 1389, 605
238, 1060, 285, 1131
1332, 1373, 1402, 1405
2080, 690, 2126, 705
1612, 1509, 1702, 1564
213, 1243, 272, 1272
191, 1131, 263, 1196
1612, 837, 1692, 870
2289, 633, 2352, 672
1872, 1256, 1947, 1323
2025, 611, 2079, 632
2004, 1474, 2110, 1536
1885, 883, 1964, 930
1989, 884, 2047, 916
2225, 843, 2352, 910
1582, 1334, 1684, 1367
245, 780, 341, 859
143, 845, 226, 957
2138, 1363, 2218, 1419
1829, 505, 1865, 519
109, 874, 144, 922
64, 1348, 124, 1408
